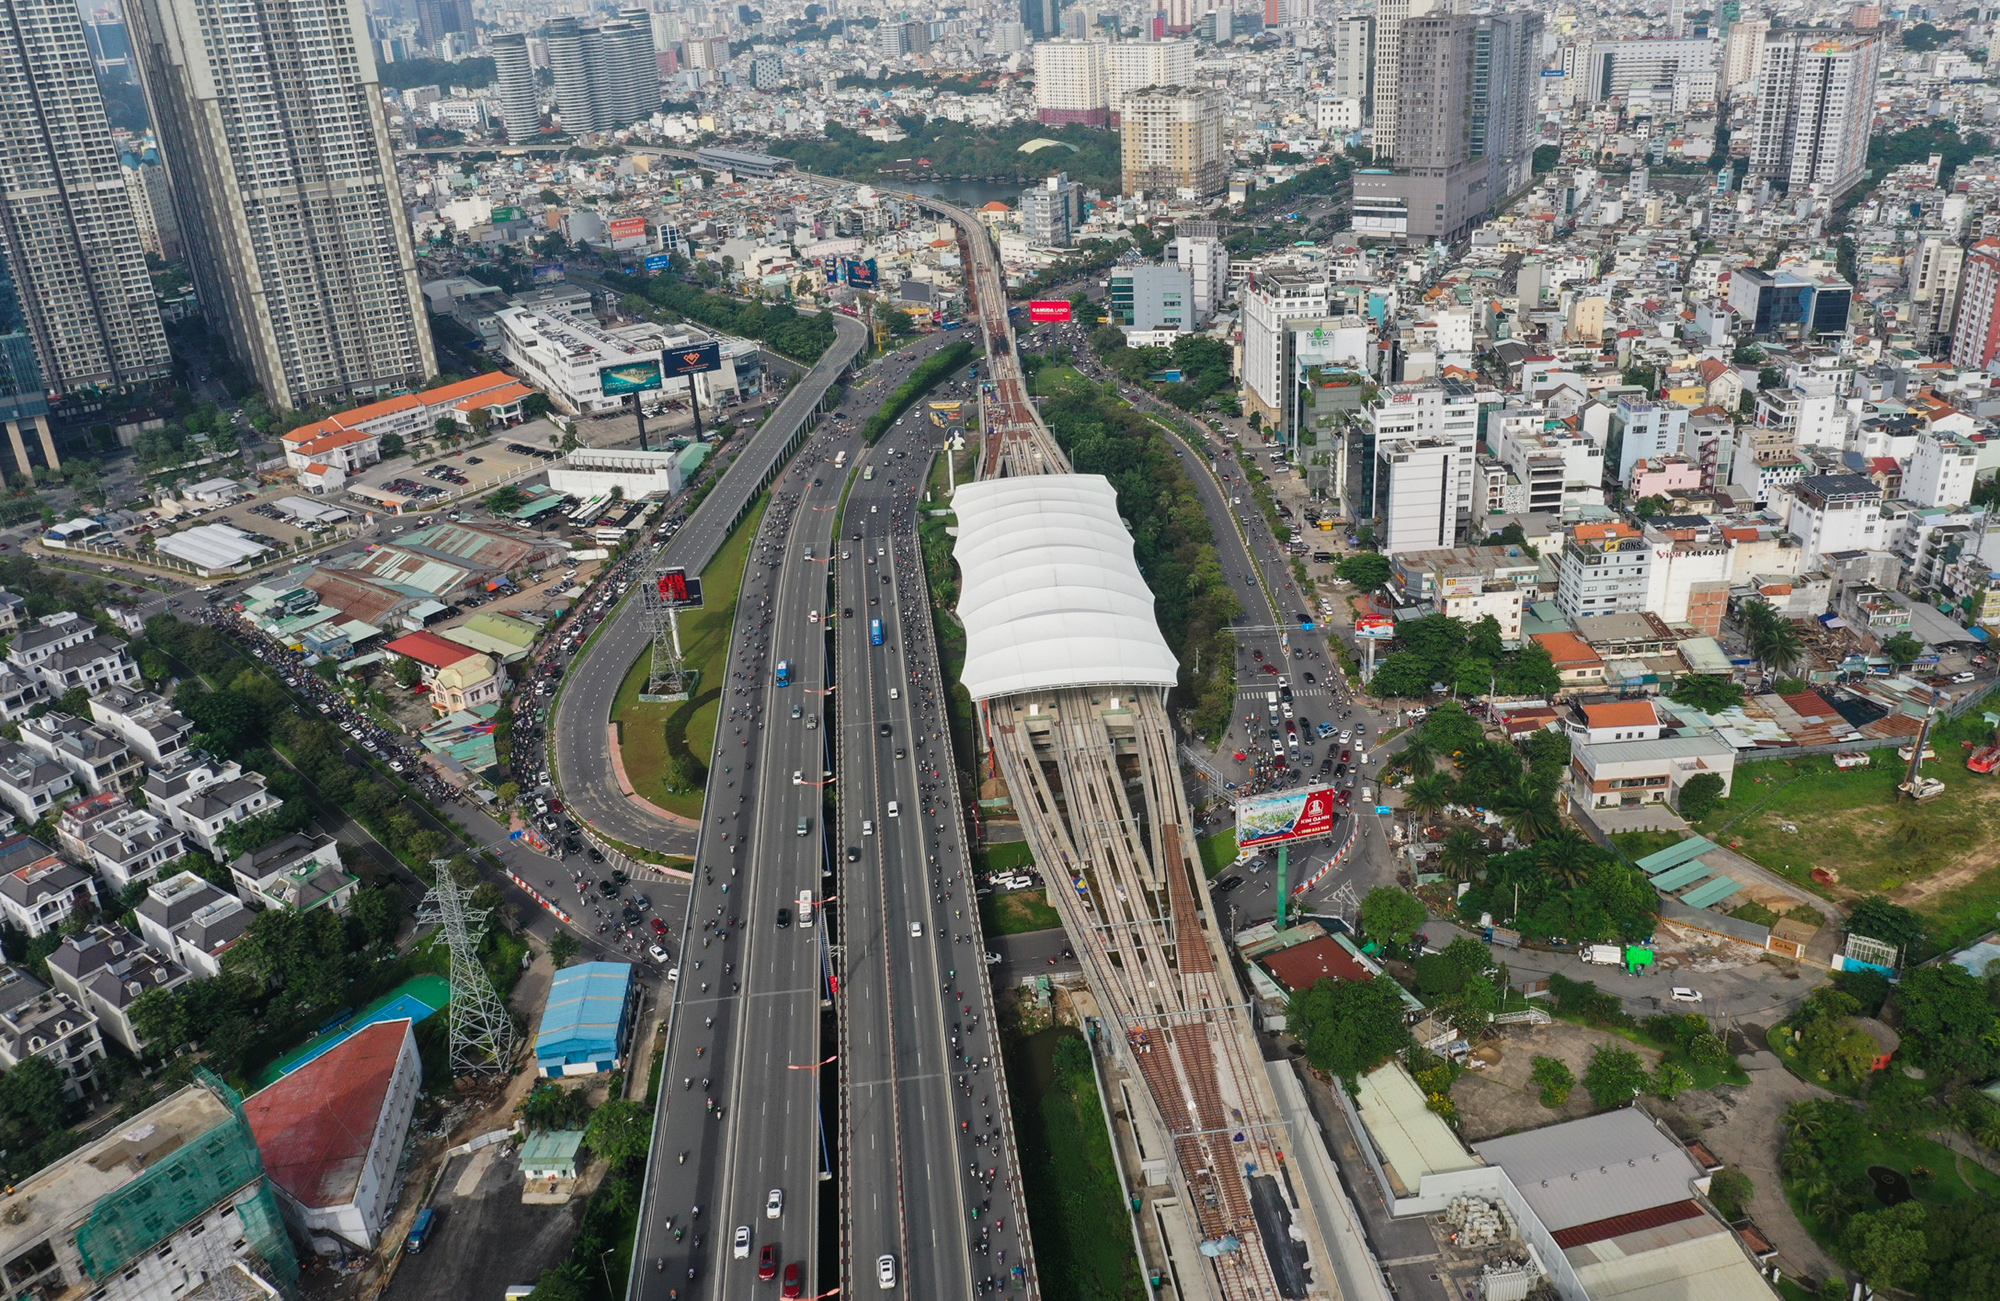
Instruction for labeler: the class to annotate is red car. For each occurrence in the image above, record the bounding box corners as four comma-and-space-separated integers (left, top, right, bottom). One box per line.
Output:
1336, 789, 1352, 807
759, 1245, 777, 1281
650, 917, 667, 936
1252, 649, 1263, 661
1340, 750, 1351, 763
1263, 664, 1280, 675
782, 1263, 803, 1297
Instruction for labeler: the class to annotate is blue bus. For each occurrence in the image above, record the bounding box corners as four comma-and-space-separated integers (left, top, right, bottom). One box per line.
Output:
870, 619, 884, 647
775, 659, 791, 687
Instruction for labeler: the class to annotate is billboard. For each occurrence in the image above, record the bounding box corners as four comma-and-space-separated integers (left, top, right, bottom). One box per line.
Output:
1236, 786, 1339, 848
928, 400, 964, 428
653, 568, 704, 608
490, 205, 523, 222
846, 258, 878, 289
532, 262, 566, 283
1028, 300, 1073, 323
645, 253, 673, 272
609, 216, 649, 241
600, 360, 664, 395
1355, 616, 1396, 640
661, 341, 723, 378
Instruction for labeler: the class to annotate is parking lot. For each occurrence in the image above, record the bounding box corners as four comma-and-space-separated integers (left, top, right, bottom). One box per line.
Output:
341, 425, 562, 512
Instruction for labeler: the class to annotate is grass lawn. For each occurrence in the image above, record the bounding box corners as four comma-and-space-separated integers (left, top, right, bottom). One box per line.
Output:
610, 495, 767, 820
1661, 716, 2000, 952
1550, 1009, 1752, 1089
1787, 1124, 2000, 1250
1197, 828, 1239, 878
982, 890, 1063, 936
978, 840, 1036, 875
1764, 1024, 1868, 1099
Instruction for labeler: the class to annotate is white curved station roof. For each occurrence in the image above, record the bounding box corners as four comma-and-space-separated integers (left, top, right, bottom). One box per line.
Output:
953, 475, 1179, 701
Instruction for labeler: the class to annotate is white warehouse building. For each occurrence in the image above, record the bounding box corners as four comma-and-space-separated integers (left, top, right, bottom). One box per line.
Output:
548, 447, 686, 500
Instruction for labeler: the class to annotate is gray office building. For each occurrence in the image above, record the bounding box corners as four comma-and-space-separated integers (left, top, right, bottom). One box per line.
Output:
544, 15, 658, 136
491, 32, 541, 144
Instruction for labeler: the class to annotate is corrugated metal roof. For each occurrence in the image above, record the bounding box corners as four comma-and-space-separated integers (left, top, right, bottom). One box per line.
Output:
535, 962, 633, 1064
1473, 1110, 1696, 1232
1551, 1199, 1704, 1249
1353, 1064, 1482, 1196
1569, 1222, 1771, 1301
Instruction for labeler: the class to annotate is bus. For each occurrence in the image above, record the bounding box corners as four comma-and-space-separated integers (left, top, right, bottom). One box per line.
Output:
834, 449, 848, 469
863, 465, 875, 481
870, 619, 884, 647
775, 659, 791, 687
797, 888, 815, 928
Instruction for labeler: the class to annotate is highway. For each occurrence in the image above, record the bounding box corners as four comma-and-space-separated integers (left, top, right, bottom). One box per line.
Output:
836, 417, 1032, 1298
548, 309, 866, 855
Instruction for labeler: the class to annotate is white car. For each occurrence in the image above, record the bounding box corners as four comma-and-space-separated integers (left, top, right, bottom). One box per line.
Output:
889, 686, 899, 699
1670, 987, 1703, 1003
910, 921, 923, 937
648, 943, 670, 962
887, 800, 900, 818
985, 951, 1001, 964
766, 1189, 783, 1220
793, 770, 804, 785
877, 1255, 897, 1290
734, 1226, 751, 1258
808, 610, 820, 623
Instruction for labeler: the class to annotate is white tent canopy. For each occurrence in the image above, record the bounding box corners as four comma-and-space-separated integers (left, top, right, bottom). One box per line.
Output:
953, 475, 1179, 702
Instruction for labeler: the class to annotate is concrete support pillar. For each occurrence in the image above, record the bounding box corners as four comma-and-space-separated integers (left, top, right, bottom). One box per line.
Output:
2, 421, 28, 481
31, 415, 55, 473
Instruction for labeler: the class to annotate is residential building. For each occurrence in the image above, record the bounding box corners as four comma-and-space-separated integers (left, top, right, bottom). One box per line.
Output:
1166, 222, 1228, 324
0, 742, 73, 824
1610, 398, 1693, 486
1721, 15, 1769, 95
1910, 235, 1965, 351
1579, 37, 1719, 110
0, 1075, 299, 1299
1488, 412, 1605, 517
1105, 38, 1195, 122
1369, 0, 1418, 161
0, 242, 58, 479
1019, 174, 1084, 248
1571, 733, 1736, 812
1033, 38, 1109, 127
6, 611, 141, 697
1241, 271, 1331, 420
0, 0, 171, 397
1570, 698, 1666, 744
1786, 472, 1884, 568
45, 923, 188, 1056
1109, 265, 1196, 333
1727, 267, 1853, 341
120, 152, 181, 261
57, 791, 186, 893
1471, 12, 1544, 199
280, 371, 529, 480
1021, 0, 1062, 39
19, 713, 141, 794
143, 756, 277, 857
1750, 29, 1882, 201
415, 0, 471, 50
542, 16, 657, 136
137, 870, 252, 978
1376, 437, 1476, 555
230, 834, 357, 913
0, 835, 90, 937
246, 1018, 422, 1250
0, 965, 104, 1098
1331, 14, 1373, 103
125, 0, 437, 411
1906, 431, 1979, 510
1951, 238, 2000, 373
491, 32, 541, 145
749, 53, 782, 90
382, 630, 504, 713
89, 685, 195, 767
1120, 86, 1225, 200
1557, 522, 1654, 620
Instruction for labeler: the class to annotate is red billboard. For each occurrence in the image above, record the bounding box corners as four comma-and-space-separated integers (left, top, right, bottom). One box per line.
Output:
609, 216, 648, 240
1236, 786, 1339, 848
1027, 300, 1073, 323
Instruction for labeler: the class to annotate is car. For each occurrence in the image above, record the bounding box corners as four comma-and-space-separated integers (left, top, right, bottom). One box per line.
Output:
886, 800, 900, 818
793, 770, 804, 785
1336, 789, 1352, 806
847, 845, 860, 862
1955, 671, 1978, 683
1263, 664, 1280, 675
767, 1188, 783, 1219
1670, 987, 1703, 1003
1218, 874, 1243, 891
1252, 649, 1263, 661
734, 1226, 751, 1259
776, 908, 792, 929
782, 1263, 803, 1298
651, 917, 667, 936
648, 942, 670, 962
797, 817, 811, 835
877, 1255, 897, 1290
985, 951, 1001, 964
1340, 749, 1351, 763
792, 703, 803, 719
878, 721, 892, 736
587, 847, 605, 863
909, 921, 923, 937
862, 819, 874, 836
1303, 671, 1317, 684
889, 687, 899, 699
843, 607, 853, 618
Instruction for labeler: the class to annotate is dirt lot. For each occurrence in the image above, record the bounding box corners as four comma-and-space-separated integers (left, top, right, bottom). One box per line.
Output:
1451, 1019, 1665, 1142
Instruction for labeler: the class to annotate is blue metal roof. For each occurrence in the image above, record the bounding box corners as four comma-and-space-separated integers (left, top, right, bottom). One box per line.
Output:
535, 962, 634, 1068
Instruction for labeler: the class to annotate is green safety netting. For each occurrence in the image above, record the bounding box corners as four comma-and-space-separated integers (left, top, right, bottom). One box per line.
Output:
75, 1068, 299, 1292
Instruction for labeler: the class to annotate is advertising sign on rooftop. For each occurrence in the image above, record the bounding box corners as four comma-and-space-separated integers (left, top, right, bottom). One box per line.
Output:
1027, 300, 1073, 323
1236, 786, 1339, 848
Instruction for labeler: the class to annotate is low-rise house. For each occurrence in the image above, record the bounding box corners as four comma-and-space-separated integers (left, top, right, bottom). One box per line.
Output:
0, 835, 93, 937
0, 964, 105, 1098
45, 923, 190, 1056
381, 630, 503, 713
89, 685, 197, 767
1568, 698, 1667, 745
4, 611, 141, 696
1571, 733, 1737, 813
0, 661, 42, 720
19, 712, 142, 794
57, 792, 187, 893
137, 869, 252, 978
145, 755, 277, 856
0, 589, 26, 634
231, 833, 357, 912
0, 741, 73, 824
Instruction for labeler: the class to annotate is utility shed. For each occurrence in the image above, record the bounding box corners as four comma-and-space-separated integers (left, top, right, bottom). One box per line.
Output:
534, 962, 638, 1077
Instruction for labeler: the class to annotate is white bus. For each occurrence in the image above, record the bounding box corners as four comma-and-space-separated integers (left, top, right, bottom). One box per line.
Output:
797, 889, 815, 927
834, 449, 848, 469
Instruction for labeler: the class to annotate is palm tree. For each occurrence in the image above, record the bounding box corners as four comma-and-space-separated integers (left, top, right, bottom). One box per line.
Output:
1494, 776, 1561, 843
1397, 729, 1438, 776
1741, 598, 1802, 677
1784, 1100, 1829, 1140
1536, 829, 1595, 887
1404, 773, 1454, 824
1440, 827, 1487, 883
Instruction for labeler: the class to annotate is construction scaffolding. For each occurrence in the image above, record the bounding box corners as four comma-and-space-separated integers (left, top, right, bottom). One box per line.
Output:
74, 1068, 299, 1293
418, 862, 516, 1073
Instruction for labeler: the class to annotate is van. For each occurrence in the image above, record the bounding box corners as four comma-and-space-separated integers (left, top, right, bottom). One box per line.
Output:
1670, 987, 1703, 1003
797, 889, 815, 927
887, 800, 900, 818
407, 1208, 436, 1253
796, 817, 811, 836
862, 819, 874, 836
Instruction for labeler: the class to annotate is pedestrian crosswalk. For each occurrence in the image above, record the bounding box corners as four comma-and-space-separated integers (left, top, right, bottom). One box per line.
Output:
1237, 686, 1337, 699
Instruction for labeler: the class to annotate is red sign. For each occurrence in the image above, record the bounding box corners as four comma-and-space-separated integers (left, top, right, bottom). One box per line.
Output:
657, 571, 690, 602
1236, 786, 1339, 848
1027, 300, 1073, 323
608, 216, 648, 241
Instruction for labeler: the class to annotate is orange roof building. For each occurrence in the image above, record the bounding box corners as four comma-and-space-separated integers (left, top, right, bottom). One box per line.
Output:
281, 371, 531, 475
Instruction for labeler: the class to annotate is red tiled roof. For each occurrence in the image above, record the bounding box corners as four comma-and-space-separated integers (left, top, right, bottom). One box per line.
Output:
1551, 1199, 1706, 1249
1261, 935, 1374, 993
246, 1020, 413, 1210
384, 630, 481, 669
1582, 700, 1659, 729
1533, 632, 1604, 668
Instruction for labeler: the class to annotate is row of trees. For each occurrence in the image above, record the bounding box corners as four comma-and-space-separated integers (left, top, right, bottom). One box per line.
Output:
1086, 329, 1240, 416
1036, 370, 1242, 741
608, 271, 838, 363
1363, 612, 1563, 701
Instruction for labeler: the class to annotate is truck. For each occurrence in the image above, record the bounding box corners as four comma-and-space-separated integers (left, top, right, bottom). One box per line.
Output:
1582, 944, 1623, 966
775, 659, 791, 687
407, 1208, 436, 1254
1484, 925, 1522, 950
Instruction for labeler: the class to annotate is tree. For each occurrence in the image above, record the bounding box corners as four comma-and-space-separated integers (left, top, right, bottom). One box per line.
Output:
519, 1081, 594, 1132
1336, 552, 1390, 592
1708, 1168, 1753, 1221
1635, 494, 1670, 519
1403, 773, 1454, 824
1493, 776, 1560, 842
583, 1098, 653, 1166
486, 485, 529, 515
1847, 895, 1924, 951
1439, 973, 1500, 1037
1843, 1201, 1931, 1292
1893, 962, 2000, 1082
1581, 1044, 1648, 1108
1670, 674, 1746, 713
1288, 975, 1413, 1084
1530, 1055, 1574, 1107
549, 932, 580, 968
1359, 886, 1426, 948
394, 656, 423, 689
1675, 772, 1725, 822
1535, 829, 1596, 887
1881, 630, 1924, 667
1649, 1061, 1695, 1100
433, 415, 459, 442
1439, 827, 1487, 883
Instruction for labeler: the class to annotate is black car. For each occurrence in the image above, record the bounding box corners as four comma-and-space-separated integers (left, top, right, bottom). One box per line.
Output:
878, 722, 892, 736
587, 847, 605, 863
596, 880, 618, 898
1218, 874, 1243, 891
847, 846, 860, 862
611, 869, 629, 886
622, 906, 642, 925
776, 907, 793, 929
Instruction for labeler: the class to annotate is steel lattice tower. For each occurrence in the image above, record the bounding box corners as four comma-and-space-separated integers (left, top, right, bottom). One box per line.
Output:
417, 862, 515, 1073
641, 568, 694, 700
